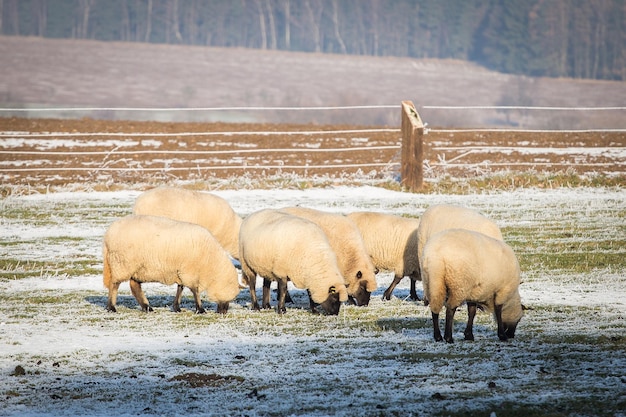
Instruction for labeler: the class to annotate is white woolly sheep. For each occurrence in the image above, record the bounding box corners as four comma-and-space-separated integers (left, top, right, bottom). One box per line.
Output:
347, 211, 421, 301
421, 228, 523, 343
239, 209, 349, 315
133, 186, 242, 260
281, 206, 378, 306
102, 215, 240, 314
417, 204, 503, 259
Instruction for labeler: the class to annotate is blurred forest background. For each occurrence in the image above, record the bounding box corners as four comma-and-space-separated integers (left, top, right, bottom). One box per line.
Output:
1, 0, 625, 81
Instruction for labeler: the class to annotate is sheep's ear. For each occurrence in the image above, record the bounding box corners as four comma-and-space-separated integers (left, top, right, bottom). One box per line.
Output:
329, 286, 336, 294
356, 271, 362, 279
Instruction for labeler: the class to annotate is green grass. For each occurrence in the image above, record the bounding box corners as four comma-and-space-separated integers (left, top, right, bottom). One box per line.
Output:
1, 185, 625, 416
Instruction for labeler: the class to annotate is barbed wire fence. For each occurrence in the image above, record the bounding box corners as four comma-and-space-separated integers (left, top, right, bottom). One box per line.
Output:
0, 104, 624, 186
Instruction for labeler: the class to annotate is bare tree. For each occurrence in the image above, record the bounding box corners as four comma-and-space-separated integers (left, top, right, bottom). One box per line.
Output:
254, 0, 267, 49
144, 0, 152, 42
331, 0, 346, 54
77, 0, 93, 38
284, 0, 290, 49
120, 0, 130, 41
266, 0, 277, 49
304, 0, 323, 52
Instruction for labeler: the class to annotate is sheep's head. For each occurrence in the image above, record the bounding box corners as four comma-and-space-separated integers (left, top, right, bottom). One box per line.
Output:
502, 293, 524, 339
347, 271, 373, 307
216, 302, 230, 314
319, 286, 343, 315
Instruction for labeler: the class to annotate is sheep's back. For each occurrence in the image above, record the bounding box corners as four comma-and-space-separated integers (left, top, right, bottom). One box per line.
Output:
133, 187, 242, 259
422, 228, 519, 310
104, 215, 237, 297
348, 211, 420, 276
282, 207, 377, 291
418, 204, 502, 258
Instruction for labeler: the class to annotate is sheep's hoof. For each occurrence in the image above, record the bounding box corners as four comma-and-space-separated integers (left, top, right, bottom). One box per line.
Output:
276, 307, 287, 314
195, 307, 207, 314
141, 305, 154, 313
498, 333, 509, 342
409, 293, 421, 301
172, 306, 182, 313
434, 333, 443, 342
106, 305, 117, 313
464, 331, 475, 341
262, 303, 272, 310
445, 337, 454, 344
216, 302, 229, 314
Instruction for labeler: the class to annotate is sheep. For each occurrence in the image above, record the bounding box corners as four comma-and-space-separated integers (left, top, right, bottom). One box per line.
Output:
238, 209, 348, 315
133, 186, 242, 261
417, 204, 503, 259
347, 211, 421, 301
421, 228, 523, 343
281, 206, 378, 306
133, 187, 244, 306
102, 215, 240, 314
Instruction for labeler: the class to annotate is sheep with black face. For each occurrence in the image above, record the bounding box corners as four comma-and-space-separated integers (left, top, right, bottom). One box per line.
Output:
239, 209, 348, 315
281, 206, 377, 306
103, 215, 240, 314
421, 228, 523, 343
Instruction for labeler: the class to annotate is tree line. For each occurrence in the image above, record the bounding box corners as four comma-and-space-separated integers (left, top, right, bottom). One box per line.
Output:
2, 0, 624, 81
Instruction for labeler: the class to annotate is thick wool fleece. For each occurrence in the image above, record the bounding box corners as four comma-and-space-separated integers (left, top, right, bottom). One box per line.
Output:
239, 209, 348, 304
417, 204, 503, 262
103, 215, 240, 304
133, 186, 242, 260
421, 228, 522, 324
347, 211, 421, 280
281, 207, 377, 295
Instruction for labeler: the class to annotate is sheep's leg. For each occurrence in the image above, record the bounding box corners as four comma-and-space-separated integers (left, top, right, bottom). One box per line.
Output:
248, 275, 260, 311
262, 279, 272, 309
106, 282, 121, 312
276, 280, 287, 314
382, 275, 404, 300
409, 278, 421, 301
172, 284, 184, 312
189, 288, 206, 314
431, 311, 443, 342
444, 306, 456, 343
495, 304, 508, 341
129, 279, 153, 312
464, 302, 477, 341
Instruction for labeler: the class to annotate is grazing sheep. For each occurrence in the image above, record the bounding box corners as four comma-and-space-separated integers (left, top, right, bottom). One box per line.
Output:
347, 211, 421, 301
102, 215, 240, 314
133, 186, 242, 260
421, 229, 523, 343
239, 209, 348, 315
417, 204, 503, 259
281, 206, 377, 306
133, 187, 243, 306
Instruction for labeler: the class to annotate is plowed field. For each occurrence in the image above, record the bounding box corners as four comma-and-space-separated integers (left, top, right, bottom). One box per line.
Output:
1, 117, 624, 188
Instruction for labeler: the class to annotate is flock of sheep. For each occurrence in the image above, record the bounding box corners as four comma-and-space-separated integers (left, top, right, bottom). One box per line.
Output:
102, 187, 524, 343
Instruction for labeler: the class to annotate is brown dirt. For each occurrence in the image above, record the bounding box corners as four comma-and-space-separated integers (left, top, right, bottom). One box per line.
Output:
1, 117, 624, 188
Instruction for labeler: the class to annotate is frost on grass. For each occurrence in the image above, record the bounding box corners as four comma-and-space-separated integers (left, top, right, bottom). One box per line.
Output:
1, 187, 625, 416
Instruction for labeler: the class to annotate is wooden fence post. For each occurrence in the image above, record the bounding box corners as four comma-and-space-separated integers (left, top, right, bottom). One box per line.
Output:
401, 100, 424, 191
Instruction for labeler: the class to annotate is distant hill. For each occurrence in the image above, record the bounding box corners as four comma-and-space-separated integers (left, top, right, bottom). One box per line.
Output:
1, 36, 625, 128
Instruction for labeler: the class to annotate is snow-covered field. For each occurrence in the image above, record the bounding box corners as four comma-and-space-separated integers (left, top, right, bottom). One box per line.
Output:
1, 186, 625, 416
